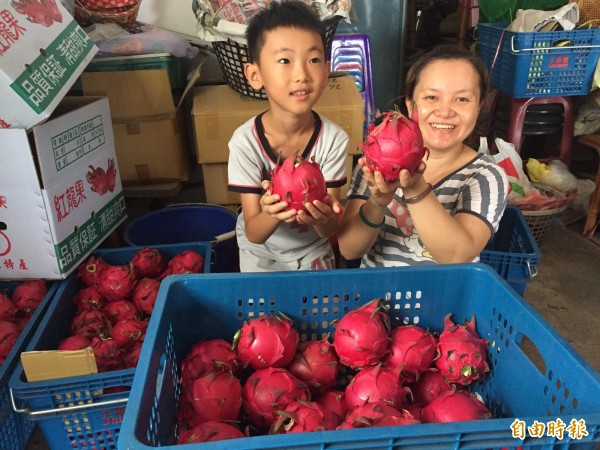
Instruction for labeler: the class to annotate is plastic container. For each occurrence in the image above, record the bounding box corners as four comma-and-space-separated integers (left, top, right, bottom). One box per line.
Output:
480, 205, 541, 295
0, 280, 58, 450
212, 17, 340, 99
477, 22, 600, 97
119, 265, 600, 449
8, 243, 211, 450
122, 204, 239, 273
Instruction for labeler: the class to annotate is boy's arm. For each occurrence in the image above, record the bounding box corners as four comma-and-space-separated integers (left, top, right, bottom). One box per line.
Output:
240, 187, 296, 244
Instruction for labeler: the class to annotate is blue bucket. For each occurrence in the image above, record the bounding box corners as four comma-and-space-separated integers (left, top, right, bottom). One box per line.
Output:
122, 204, 239, 273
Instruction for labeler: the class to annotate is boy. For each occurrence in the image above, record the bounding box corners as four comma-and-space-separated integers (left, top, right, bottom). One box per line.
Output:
228, 0, 349, 272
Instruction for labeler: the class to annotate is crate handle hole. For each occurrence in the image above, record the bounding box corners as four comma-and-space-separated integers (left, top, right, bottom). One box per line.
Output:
155, 353, 168, 400
518, 334, 547, 376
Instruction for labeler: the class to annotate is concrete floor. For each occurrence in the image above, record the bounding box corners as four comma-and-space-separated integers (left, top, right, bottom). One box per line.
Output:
23, 205, 600, 449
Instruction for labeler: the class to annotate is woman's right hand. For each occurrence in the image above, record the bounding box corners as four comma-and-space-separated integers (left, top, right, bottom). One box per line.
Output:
260, 180, 297, 223
358, 157, 400, 206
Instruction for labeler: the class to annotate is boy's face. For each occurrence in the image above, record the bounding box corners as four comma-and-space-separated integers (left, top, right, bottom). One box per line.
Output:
244, 26, 330, 117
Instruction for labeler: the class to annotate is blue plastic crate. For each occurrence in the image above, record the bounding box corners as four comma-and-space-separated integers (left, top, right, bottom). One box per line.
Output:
8, 243, 211, 450
477, 22, 600, 97
481, 205, 541, 295
119, 265, 600, 450
0, 280, 58, 450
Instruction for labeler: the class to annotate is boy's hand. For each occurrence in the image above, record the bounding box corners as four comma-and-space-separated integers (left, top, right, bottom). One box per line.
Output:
261, 180, 297, 223
297, 196, 343, 226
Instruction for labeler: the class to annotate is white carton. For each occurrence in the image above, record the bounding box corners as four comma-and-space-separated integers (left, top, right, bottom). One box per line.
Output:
0, 0, 98, 129
0, 97, 127, 279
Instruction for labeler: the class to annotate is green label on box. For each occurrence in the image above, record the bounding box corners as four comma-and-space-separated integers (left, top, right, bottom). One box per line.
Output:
11, 21, 95, 114
55, 193, 127, 274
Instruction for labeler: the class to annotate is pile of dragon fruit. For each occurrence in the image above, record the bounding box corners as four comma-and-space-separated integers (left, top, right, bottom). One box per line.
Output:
176, 298, 494, 444
0, 279, 49, 366
56, 247, 205, 373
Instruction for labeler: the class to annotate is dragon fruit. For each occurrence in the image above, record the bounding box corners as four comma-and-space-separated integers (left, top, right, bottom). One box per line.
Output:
180, 339, 241, 385
91, 336, 123, 372
0, 321, 20, 364
86, 164, 109, 195
421, 390, 493, 423
361, 110, 427, 182
337, 401, 421, 429
287, 338, 340, 396
271, 400, 331, 434
434, 314, 490, 386
242, 367, 310, 431
161, 250, 205, 278
130, 247, 167, 279
177, 421, 245, 444
131, 277, 160, 316
0, 293, 17, 321
58, 335, 92, 351
77, 256, 108, 288
187, 368, 242, 423
122, 342, 143, 369
333, 299, 390, 370
233, 314, 299, 369
106, 158, 117, 193
111, 319, 147, 349
71, 309, 112, 340
73, 287, 107, 312
315, 390, 348, 429
270, 154, 328, 212
97, 265, 138, 301
383, 324, 437, 380
105, 299, 142, 324
409, 369, 453, 406
345, 364, 411, 411
11, 279, 47, 317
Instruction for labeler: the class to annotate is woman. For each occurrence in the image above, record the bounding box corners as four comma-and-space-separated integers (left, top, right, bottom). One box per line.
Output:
337, 45, 508, 266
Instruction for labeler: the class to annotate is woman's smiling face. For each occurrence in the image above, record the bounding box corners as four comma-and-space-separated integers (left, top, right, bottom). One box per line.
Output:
408, 59, 481, 153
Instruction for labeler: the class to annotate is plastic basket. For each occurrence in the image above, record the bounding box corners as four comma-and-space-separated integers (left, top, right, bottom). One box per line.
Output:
119, 265, 600, 450
213, 16, 341, 99
477, 22, 600, 97
480, 205, 541, 295
0, 281, 58, 450
74, 0, 140, 27
8, 243, 211, 450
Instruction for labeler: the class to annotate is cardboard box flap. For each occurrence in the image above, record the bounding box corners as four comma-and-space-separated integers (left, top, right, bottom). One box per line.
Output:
0, 129, 43, 190
21, 349, 98, 382
81, 70, 175, 119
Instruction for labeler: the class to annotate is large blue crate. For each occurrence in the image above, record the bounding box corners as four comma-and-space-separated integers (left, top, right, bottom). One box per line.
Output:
119, 265, 600, 450
8, 243, 211, 450
0, 280, 58, 450
481, 205, 541, 295
477, 22, 600, 97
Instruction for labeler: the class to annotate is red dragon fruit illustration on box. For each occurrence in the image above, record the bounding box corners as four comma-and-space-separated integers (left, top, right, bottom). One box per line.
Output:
86, 158, 117, 196
10, 0, 63, 28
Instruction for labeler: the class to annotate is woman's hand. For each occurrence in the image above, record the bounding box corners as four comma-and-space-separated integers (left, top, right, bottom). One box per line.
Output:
359, 157, 400, 206
398, 160, 429, 198
260, 180, 297, 223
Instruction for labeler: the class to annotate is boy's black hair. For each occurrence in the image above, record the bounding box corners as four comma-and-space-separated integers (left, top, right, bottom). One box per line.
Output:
245, 0, 327, 64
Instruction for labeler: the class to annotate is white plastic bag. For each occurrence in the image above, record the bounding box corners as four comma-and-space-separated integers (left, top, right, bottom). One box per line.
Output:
480, 137, 534, 196
526, 159, 578, 193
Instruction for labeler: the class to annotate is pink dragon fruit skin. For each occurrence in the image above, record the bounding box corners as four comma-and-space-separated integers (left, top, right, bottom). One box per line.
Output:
180, 339, 242, 385
271, 154, 328, 212
73, 287, 107, 312
188, 368, 243, 423
333, 298, 391, 370
421, 389, 493, 423
161, 250, 205, 278
11, 279, 48, 317
58, 335, 92, 351
233, 314, 299, 370
105, 299, 142, 324
110, 319, 147, 349
241, 367, 310, 431
345, 364, 411, 411
0, 293, 17, 321
177, 421, 245, 444
77, 256, 109, 288
434, 314, 490, 386
337, 401, 421, 429
0, 321, 20, 363
131, 277, 160, 316
287, 338, 340, 396
270, 400, 330, 434
91, 336, 123, 372
97, 265, 138, 302
409, 368, 454, 406
383, 324, 438, 380
315, 389, 348, 429
361, 110, 426, 182
130, 247, 167, 279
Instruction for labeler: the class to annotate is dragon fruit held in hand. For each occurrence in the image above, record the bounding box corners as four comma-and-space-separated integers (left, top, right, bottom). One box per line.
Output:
233, 313, 299, 369
333, 298, 390, 370
434, 314, 490, 386
361, 110, 426, 182
271, 154, 328, 212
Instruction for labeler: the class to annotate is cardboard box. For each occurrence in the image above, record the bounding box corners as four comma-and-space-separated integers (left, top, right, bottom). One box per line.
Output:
0, 97, 127, 279
81, 70, 191, 185
202, 154, 356, 205
0, 0, 97, 130
192, 75, 364, 164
